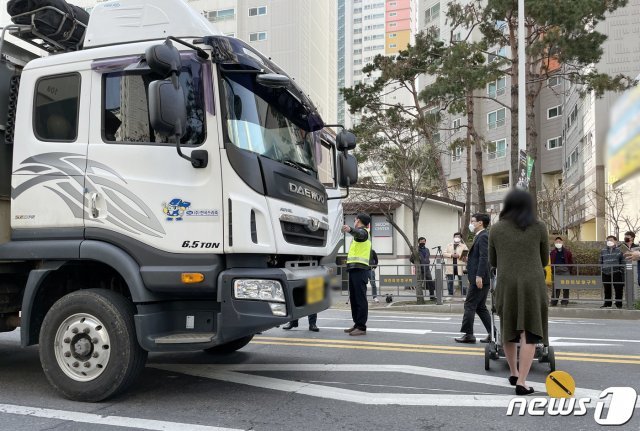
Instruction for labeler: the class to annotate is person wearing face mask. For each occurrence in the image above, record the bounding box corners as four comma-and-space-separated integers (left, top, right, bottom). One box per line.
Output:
623, 232, 639, 287
410, 237, 435, 301
455, 214, 492, 344
549, 237, 574, 307
444, 232, 469, 296
600, 235, 626, 309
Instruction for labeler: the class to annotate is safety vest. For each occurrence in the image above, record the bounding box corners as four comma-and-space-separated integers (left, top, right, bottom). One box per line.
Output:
347, 228, 372, 267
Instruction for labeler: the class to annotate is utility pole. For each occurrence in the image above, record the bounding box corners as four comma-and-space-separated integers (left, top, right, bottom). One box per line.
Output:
517, 0, 527, 189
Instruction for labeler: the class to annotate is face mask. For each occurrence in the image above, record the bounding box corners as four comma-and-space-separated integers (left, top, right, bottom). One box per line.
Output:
468, 223, 476, 233
607, 241, 615, 248
419, 243, 426, 248
454, 238, 461, 244
555, 243, 563, 249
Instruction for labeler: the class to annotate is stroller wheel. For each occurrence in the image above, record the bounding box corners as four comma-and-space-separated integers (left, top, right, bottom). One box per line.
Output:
484, 344, 491, 370
548, 346, 556, 372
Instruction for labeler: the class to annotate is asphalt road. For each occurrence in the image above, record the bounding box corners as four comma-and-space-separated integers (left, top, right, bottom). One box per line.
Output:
1, 306, 640, 431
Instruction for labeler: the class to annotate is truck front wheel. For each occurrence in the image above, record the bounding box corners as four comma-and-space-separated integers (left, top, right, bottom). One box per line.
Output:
204, 335, 254, 354
39, 289, 147, 402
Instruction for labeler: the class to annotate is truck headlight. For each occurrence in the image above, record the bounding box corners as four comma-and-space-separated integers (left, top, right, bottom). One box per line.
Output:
233, 279, 285, 303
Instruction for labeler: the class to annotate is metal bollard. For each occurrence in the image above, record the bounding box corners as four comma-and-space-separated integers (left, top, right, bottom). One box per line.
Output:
435, 263, 443, 305
626, 263, 635, 309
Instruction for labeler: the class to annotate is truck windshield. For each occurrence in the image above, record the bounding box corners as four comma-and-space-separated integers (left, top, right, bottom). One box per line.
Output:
220, 71, 318, 173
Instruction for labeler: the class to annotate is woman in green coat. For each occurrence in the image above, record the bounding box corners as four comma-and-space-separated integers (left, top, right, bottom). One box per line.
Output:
489, 189, 549, 396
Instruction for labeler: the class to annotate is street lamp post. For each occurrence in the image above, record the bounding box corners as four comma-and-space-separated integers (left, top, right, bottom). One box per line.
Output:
517, 0, 527, 188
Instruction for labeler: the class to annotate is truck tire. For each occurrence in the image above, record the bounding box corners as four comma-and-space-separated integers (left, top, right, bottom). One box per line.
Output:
204, 335, 254, 354
39, 289, 147, 402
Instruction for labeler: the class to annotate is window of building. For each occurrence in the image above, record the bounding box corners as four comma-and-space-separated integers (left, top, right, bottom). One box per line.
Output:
34, 74, 80, 142
225, 32, 236, 37
488, 47, 507, 63
389, 22, 397, 27
364, 56, 373, 62
547, 105, 562, 119
452, 146, 462, 162
566, 105, 578, 129
354, 18, 362, 24
584, 132, 593, 160
353, 59, 362, 65
248, 6, 267, 16
452, 118, 461, 134
365, 24, 385, 30
389, 1, 397, 6
495, 20, 507, 31
389, 12, 397, 17
425, 2, 440, 23
547, 136, 563, 150
548, 76, 560, 88
487, 108, 506, 130
354, 79, 361, 85
353, 48, 362, 55
206, 8, 235, 22
102, 58, 205, 146
487, 77, 506, 98
487, 138, 507, 159
364, 34, 385, 41
566, 148, 579, 170
452, 32, 462, 42
354, 7, 362, 13
364, 13, 385, 20
354, 28, 362, 34
364, 2, 384, 10
249, 32, 267, 42
389, 43, 397, 48
354, 70, 362, 76
354, 38, 362, 44
389, 33, 397, 38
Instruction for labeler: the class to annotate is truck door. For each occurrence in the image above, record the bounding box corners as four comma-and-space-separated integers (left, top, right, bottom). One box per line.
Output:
85, 54, 224, 255
11, 68, 91, 235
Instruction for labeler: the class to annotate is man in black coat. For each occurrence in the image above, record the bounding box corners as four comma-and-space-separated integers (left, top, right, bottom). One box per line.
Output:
455, 213, 492, 344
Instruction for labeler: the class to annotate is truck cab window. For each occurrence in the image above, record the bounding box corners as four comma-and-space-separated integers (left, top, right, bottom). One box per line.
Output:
34, 74, 80, 142
102, 60, 206, 146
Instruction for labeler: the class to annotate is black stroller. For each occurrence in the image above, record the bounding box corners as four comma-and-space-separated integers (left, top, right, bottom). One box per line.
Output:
484, 270, 556, 372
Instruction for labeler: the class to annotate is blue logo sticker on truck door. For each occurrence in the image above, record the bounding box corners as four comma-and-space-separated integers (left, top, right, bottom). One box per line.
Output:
162, 198, 191, 221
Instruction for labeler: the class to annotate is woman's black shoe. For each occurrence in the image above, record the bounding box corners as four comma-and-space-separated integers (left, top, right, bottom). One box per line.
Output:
515, 385, 535, 396
509, 376, 518, 386
282, 322, 298, 330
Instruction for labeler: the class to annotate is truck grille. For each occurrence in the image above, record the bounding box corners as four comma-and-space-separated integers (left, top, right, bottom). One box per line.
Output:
280, 221, 327, 247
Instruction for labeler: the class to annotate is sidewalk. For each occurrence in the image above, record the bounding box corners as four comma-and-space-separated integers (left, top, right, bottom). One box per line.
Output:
330, 295, 640, 320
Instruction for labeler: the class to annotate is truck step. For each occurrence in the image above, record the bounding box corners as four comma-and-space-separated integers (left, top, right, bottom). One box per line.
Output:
152, 333, 215, 344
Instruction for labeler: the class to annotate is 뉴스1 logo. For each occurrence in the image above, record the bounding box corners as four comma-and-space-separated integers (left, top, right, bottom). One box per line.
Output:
507, 371, 638, 426
162, 198, 219, 221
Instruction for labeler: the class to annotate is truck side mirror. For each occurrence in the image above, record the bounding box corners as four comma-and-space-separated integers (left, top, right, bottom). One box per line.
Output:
256, 73, 291, 89
145, 40, 182, 78
338, 153, 358, 187
336, 130, 356, 151
148, 79, 187, 137
148, 79, 208, 169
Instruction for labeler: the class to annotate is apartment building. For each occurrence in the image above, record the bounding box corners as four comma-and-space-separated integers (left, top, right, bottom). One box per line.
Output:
338, 0, 417, 128
69, 0, 337, 124
420, 0, 640, 240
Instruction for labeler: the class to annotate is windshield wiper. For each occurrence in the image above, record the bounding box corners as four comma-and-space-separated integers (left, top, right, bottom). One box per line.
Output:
282, 158, 316, 174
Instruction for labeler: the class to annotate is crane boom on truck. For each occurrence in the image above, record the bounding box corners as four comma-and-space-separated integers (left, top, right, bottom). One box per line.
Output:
0, 0, 358, 402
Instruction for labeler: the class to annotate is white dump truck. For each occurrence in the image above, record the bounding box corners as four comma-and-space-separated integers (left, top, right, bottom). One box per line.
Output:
0, 0, 357, 401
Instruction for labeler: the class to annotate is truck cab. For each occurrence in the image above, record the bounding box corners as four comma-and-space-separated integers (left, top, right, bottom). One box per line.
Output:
0, 0, 357, 402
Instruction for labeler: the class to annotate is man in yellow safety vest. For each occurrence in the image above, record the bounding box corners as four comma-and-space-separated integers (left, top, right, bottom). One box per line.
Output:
342, 213, 372, 336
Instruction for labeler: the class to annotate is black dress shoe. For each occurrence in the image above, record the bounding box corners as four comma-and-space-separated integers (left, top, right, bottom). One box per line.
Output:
454, 334, 476, 343
480, 335, 491, 343
282, 322, 298, 330
516, 385, 535, 396
309, 324, 319, 332
509, 376, 518, 386
600, 304, 611, 309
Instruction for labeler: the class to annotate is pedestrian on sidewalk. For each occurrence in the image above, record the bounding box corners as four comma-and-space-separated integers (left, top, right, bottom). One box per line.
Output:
455, 214, 492, 344
488, 189, 549, 396
550, 237, 574, 307
342, 213, 372, 336
623, 231, 639, 287
600, 235, 626, 309
282, 314, 319, 332
369, 249, 379, 303
444, 232, 468, 297
410, 237, 435, 300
